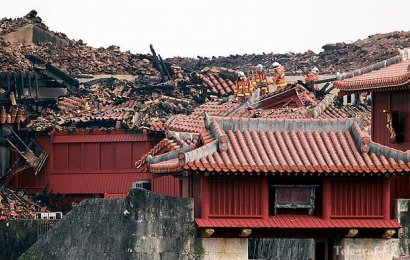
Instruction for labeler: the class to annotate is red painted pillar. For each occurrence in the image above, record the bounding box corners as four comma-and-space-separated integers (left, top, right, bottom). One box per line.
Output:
201, 177, 210, 219
261, 177, 269, 219
382, 178, 391, 220
322, 178, 331, 220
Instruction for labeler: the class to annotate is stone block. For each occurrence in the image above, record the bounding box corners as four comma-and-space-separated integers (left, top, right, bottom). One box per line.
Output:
336, 238, 399, 260
202, 238, 248, 260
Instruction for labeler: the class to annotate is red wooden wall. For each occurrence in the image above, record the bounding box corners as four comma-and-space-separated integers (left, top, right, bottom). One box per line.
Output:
208, 177, 261, 217
391, 176, 410, 199
372, 90, 410, 200
152, 175, 180, 197
12, 131, 163, 195
372, 90, 410, 151
330, 179, 383, 218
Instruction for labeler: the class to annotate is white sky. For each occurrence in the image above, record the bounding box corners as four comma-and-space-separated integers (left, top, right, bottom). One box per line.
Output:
2, 0, 409, 58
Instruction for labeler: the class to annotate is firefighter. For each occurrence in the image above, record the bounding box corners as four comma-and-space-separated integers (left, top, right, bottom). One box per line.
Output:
234, 71, 251, 102
272, 62, 286, 88
305, 67, 320, 90
251, 64, 270, 97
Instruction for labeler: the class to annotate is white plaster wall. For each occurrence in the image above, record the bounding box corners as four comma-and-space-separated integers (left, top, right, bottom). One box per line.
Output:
336, 238, 399, 260
202, 238, 248, 260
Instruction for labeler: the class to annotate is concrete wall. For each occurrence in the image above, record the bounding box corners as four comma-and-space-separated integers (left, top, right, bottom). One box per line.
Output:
3, 24, 68, 46
335, 238, 399, 260
19, 188, 197, 260
3, 25, 34, 45
32, 26, 68, 46
202, 238, 248, 260
0, 220, 38, 260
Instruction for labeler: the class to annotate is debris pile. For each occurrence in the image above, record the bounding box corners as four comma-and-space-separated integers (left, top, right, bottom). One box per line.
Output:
0, 12, 161, 80
27, 79, 195, 131
0, 10, 69, 40
168, 31, 410, 75
26, 43, 162, 79
0, 186, 46, 220
0, 40, 33, 72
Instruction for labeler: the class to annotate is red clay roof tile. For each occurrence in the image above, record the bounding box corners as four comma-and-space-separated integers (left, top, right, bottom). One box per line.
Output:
334, 50, 410, 92
149, 117, 410, 175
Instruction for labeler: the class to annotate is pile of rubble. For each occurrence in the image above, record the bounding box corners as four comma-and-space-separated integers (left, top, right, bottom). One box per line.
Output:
0, 10, 70, 41
168, 31, 410, 75
0, 39, 33, 72
0, 186, 46, 220
24, 43, 162, 79
0, 11, 161, 81
26, 79, 195, 131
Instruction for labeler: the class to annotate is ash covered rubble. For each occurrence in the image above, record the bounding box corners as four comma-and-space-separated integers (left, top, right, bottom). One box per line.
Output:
168, 31, 410, 75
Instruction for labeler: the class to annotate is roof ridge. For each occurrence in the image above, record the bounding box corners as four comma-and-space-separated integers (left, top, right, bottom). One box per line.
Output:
308, 91, 338, 118
370, 141, 410, 163
350, 121, 370, 153
134, 138, 169, 168
336, 48, 410, 81
179, 140, 218, 165
204, 114, 228, 151
147, 144, 195, 165
210, 116, 357, 132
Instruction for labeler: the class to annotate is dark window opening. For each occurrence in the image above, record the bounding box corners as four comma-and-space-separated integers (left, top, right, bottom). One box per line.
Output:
268, 177, 321, 216
134, 180, 151, 191
393, 112, 405, 143
384, 110, 405, 143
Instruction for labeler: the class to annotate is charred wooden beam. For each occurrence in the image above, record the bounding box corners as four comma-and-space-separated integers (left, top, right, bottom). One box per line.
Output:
150, 44, 167, 82
158, 54, 172, 79
25, 54, 47, 65
44, 63, 79, 92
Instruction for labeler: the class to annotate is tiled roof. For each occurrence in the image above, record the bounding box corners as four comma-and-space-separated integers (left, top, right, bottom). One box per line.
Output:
135, 131, 199, 170
195, 216, 400, 229
149, 117, 410, 175
197, 68, 237, 96
334, 48, 410, 92
162, 85, 369, 134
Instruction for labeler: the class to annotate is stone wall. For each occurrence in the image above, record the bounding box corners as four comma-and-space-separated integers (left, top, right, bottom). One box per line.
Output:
0, 220, 38, 260
202, 238, 248, 260
397, 199, 410, 255
335, 238, 399, 260
20, 189, 197, 260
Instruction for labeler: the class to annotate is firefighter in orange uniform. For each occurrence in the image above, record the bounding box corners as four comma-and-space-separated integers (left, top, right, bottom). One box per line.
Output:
251, 64, 270, 97
272, 62, 286, 88
304, 67, 320, 90
234, 71, 251, 102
